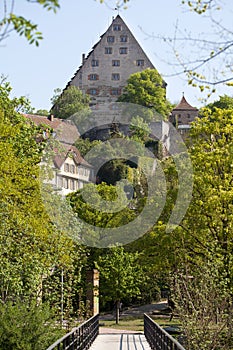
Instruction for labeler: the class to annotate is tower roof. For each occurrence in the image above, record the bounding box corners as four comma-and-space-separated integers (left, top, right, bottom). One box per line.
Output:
173, 95, 198, 111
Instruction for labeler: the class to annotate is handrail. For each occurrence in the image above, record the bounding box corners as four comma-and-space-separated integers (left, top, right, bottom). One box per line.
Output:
46, 314, 99, 350
144, 313, 186, 350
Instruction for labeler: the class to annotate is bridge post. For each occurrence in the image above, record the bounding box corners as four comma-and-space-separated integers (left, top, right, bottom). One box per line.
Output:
86, 269, 99, 316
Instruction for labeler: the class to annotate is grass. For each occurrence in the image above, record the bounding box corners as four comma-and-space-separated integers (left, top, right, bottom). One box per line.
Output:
100, 315, 180, 332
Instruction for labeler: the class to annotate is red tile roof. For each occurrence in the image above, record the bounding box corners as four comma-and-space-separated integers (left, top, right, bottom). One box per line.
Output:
24, 114, 80, 145
173, 96, 198, 111
53, 144, 92, 169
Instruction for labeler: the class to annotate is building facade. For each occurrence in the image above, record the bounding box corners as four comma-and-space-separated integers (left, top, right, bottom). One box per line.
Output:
65, 15, 156, 108
25, 114, 93, 195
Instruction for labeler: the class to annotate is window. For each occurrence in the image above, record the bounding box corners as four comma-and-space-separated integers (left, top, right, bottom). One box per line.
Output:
91, 59, 99, 67
112, 73, 120, 81
64, 163, 69, 172
120, 35, 128, 42
107, 36, 115, 43
112, 60, 120, 67
105, 47, 112, 54
119, 47, 127, 54
113, 24, 122, 31
84, 168, 89, 176
70, 164, 75, 174
79, 167, 84, 175
64, 178, 68, 189
57, 176, 63, 188
111, 88, 121, 96
70, 180, 76, 191
88, 74, 99, 80
136, 59, 144, 66
89, 88, 98, 95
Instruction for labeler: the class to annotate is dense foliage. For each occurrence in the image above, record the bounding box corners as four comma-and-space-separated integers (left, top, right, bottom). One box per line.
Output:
118, 68, 173, 117
50, 86, 90, 119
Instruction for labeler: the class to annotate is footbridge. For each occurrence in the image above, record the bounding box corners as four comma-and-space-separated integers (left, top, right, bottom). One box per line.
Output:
46, 314, 186, 350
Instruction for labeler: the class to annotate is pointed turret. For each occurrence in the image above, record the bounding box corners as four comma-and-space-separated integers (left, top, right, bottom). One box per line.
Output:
170, 94, 199, 132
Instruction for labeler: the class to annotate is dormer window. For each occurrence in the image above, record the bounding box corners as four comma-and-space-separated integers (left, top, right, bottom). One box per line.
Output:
64, 163, 69, 172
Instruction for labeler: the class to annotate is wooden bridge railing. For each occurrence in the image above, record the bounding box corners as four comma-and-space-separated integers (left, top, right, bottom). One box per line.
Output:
144, 314, 186, 350
46, 314, 99, 350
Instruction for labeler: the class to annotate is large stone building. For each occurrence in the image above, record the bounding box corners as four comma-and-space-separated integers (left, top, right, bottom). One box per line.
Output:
65, 15, 156, 108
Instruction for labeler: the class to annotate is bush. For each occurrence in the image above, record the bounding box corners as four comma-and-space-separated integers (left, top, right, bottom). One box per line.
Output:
0, 301, 64, 350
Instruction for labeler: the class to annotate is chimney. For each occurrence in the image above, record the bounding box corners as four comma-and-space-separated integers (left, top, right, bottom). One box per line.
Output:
82, 53, 85, 64
48, 114, 54, 122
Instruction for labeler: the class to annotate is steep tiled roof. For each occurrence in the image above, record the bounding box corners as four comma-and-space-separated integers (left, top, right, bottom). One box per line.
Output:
24, 114, 80, 145
24, 114, 62, 128
173, 96, 198, 111
53, 144, 92, 169
65, 14, 157, 91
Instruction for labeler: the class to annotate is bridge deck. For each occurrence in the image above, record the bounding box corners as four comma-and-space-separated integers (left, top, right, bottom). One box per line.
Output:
90, 333, 151, 350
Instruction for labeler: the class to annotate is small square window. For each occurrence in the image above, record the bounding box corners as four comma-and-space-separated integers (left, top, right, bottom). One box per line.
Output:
89, 89, 98, 95
120, 35, 128, 42
119, 47, 127, 54
112, 60, 120, 67
113, 24, 122, 31
91, 59, 99, 67
107, 36, 115, 43
136, 60, 144, 66
112, 73, 120, 81
111, 88, 121, 96
88, 74, 98, 80
105, 47, 112, 54
136, 59, 144, 66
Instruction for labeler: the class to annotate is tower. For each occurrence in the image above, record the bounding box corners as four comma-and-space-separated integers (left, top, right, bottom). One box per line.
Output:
170, 94, 199, 135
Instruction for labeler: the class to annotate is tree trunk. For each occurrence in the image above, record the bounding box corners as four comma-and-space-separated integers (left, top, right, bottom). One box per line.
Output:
116, 300, 120, 324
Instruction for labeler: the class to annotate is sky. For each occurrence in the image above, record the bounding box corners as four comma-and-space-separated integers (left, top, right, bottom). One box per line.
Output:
1, 0, 232, 111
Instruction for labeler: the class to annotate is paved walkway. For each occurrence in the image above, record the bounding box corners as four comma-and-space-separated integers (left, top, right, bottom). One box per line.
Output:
90, 333, 151, 350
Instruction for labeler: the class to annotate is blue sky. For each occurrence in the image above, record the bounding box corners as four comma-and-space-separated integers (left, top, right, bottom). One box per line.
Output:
1, 0, 232, 111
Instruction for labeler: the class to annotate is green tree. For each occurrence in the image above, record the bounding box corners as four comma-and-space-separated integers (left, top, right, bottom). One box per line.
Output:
97, 245, 143, 323
205, 95, 233, 112
75, 138, 102, 157
0, 301, 64, 350
0, 82, 76, 303
35, 109, 49, 116
0, 0, 60, 45
50, 86, 90, 119
118, 68, 172, 117
169, 106, 233, 349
